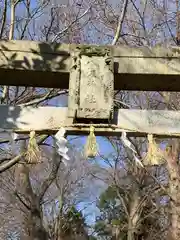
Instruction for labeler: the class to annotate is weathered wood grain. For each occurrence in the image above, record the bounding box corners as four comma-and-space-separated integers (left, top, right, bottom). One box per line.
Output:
0, 105, 180, 137
1, 40, 180, 90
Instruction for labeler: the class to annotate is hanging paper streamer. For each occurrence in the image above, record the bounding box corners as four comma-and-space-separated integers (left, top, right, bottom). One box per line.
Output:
26, 131, 41, 164
84, 125, 98, 158
54, 127, 70, 166
143, 134, 165, 166
121, 131, 143, 167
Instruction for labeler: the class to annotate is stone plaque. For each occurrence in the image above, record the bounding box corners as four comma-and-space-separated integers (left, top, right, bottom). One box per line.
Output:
68, 46, 114, 121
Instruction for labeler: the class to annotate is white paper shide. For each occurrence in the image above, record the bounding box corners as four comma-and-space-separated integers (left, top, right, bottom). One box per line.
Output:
54, 127, 70, 165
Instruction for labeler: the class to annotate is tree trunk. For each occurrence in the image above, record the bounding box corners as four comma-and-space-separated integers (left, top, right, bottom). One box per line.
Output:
14, 139, 48, 240
27, 201, 48, 240
127, 188, 141, 240
15, 162, 48, 240
166, 140, 180, 240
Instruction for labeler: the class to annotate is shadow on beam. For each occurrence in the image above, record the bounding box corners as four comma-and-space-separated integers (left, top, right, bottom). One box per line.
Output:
1, 40, 180, 91
0, 105, 180, 137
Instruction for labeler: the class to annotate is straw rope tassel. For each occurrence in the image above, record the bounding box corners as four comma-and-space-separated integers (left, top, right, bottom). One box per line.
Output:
143, 134, 164, 166
84, 125, 98, 158
26, 131, 41, 164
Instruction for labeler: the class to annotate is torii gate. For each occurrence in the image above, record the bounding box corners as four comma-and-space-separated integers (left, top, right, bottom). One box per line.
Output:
0, 40, 180, 138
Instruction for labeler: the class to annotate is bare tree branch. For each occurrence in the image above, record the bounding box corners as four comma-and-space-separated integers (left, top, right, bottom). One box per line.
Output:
14, 191, 31, 210
19, 90, 68, 107
0, 0, 7, 38
39, 138, 62, 202
112, 0, 129, 45
9, 0, 21, 40
52, 5, 92, 42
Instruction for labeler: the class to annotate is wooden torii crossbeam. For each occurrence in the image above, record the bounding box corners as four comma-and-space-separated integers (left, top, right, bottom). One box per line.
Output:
0, 40, 180, 91
1, 40, 180, 137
